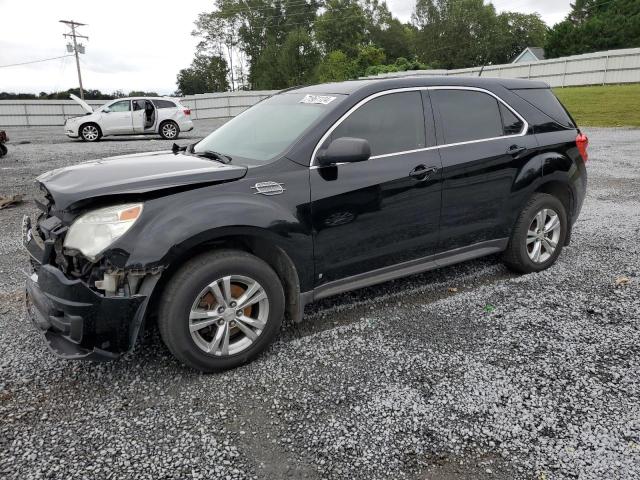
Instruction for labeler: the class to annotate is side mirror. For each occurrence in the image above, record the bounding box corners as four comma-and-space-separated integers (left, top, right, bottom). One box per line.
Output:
317, 137, 371, 166
102, 107, 111, 113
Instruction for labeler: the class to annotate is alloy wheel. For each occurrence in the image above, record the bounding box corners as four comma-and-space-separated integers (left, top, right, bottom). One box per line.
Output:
82, 125, 99, 141
526, 208, 561, 263
188, 275, 269, 356
162, 123, 178, 139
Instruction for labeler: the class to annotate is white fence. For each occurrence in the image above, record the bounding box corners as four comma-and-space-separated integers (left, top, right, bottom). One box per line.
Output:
2, 47, 639, 127
0, 91, 277, 128
363, 47, 640, 87
180, 91, 276, 121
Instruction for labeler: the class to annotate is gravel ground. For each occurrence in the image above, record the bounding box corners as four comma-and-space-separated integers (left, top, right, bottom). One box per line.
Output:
0, 124, 638, 480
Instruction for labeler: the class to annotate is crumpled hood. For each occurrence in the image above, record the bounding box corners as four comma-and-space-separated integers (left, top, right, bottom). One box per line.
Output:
37, 150, 247, 210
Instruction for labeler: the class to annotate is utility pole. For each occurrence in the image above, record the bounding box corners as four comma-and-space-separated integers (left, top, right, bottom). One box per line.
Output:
60, 20, 88, 100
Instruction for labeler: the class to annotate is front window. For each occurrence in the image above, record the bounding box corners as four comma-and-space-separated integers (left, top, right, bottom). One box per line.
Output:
194, 93, 343, 163
327, 91, 426, 156
106, 100, 131, 112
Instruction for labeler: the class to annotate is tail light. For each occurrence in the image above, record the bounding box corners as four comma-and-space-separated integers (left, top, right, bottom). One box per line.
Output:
576, 132, 588, 163
183, 108, 191, 116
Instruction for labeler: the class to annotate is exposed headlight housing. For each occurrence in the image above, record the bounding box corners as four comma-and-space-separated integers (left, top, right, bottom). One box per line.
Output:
64, 203, 143, 261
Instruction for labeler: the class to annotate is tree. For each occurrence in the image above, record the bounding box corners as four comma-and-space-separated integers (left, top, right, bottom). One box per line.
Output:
413, 0, 548, 68
545, 0, 640, 58
128, 91, 160, 97
354, 45, 386, 73
413, 0, 499, 68
176, 54, 230, 95
195, 0, 320, 88
278, 28, 320, 86
490, 12, 547, 64
370, 18, 418, 62
315, 50, 357, 82
253, 38, 286, 89
316, 0, 368, 56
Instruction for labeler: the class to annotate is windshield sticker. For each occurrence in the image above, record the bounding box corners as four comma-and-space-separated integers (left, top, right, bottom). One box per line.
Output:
299, 94, 336, 105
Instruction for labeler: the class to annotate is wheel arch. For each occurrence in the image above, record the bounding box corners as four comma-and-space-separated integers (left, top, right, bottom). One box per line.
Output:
147, 230, 304, 326
533, 179, 574, 246
534, 180, 573, 219
79, 121, 102, 139
158, 119, 179, 134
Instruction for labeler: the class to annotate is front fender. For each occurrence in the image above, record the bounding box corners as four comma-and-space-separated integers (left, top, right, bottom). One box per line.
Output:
105, 185, 313, 286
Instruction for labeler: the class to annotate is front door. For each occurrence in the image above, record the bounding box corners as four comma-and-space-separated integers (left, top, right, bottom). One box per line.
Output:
310, 90, 443, 285
100, 100, 133, 134
430, 88, 538, 250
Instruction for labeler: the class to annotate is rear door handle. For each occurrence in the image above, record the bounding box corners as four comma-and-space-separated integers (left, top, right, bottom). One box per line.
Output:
507, 144, 526, 156
409, 165, 438, 180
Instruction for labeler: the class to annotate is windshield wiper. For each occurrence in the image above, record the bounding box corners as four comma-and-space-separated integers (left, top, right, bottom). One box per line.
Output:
193, 149, 232, 164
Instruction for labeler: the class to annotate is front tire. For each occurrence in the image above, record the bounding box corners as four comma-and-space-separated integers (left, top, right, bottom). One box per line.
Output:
159, 121, 179, 140
80, 123, 101, 142
503, 193, 568, 273
158, 250, 285, 372
0, 144, 7, 157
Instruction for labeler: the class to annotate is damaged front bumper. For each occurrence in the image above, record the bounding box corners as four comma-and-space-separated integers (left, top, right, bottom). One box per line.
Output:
23, 215, 158, 361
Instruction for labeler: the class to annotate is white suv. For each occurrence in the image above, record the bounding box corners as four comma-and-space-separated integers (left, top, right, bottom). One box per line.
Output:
64, 94, 194, 142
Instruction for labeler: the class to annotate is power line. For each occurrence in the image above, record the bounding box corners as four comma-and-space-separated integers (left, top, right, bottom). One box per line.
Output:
0, 54, 74, 68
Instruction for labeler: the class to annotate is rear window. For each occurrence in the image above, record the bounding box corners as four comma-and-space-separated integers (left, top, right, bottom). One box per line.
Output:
153, 99, 177, 109
511, 88, 575, 128
432, 90, 503, 144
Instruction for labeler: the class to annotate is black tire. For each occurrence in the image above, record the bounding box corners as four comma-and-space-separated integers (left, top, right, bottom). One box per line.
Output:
159, 121, 179, 140
79, 123, 102, 142
0, 144, 7, 157
158, 250, 285, 372
503, 193, 568, 273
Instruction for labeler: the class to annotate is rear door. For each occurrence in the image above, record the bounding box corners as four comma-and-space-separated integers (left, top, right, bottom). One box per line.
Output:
310, 90, 443, 284
100, 100, 133, 134
430, 88, 537, 251
132, 99, 157, 133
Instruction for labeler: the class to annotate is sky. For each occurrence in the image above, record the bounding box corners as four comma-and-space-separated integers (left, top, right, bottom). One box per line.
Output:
0, 0, 572, 95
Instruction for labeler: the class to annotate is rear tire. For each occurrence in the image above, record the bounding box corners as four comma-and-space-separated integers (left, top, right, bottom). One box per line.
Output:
503, 193, 567, 273
159, 121, 179, 140
79, 123, 101, 142
158, 250, 285, 372
0, 144, 7, 157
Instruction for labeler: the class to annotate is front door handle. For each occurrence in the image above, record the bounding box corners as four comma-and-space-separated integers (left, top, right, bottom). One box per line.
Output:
507, 144, 526, 156
410, 165, 438, 180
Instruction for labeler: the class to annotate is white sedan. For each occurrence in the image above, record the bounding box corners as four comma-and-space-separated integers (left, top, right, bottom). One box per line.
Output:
64, 95, 194, 142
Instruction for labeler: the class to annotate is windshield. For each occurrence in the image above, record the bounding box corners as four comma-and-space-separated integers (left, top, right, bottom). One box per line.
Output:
193, 93, 344, 163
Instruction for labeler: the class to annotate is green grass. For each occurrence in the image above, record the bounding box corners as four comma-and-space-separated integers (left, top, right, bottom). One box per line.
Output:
553, 84, 640, 127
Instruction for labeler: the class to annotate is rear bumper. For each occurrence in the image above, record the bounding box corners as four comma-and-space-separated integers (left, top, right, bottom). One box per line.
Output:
180, 119, 194, 132
25, 265, 146, 361
572, 164, 587, 223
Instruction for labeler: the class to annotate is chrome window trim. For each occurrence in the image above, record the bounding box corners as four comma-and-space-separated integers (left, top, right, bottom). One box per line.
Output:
309, 86, 528, 167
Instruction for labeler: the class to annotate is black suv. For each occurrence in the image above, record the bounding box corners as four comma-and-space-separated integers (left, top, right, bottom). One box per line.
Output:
24, 77, 588, 371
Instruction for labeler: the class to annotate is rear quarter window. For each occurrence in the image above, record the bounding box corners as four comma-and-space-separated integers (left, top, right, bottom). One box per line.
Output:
511, 88, 575, 128
153, 99, 177, 109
